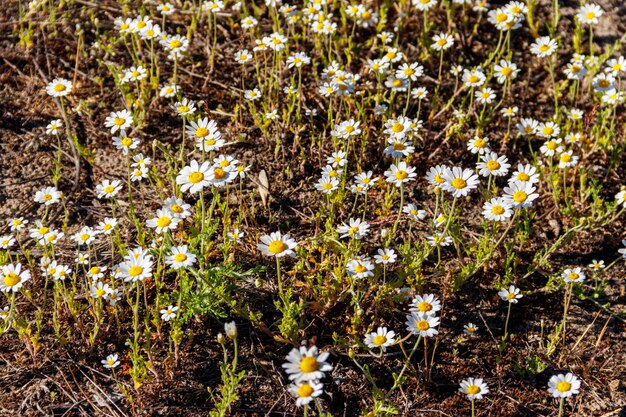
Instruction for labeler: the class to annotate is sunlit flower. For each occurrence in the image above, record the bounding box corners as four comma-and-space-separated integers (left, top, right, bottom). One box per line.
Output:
364, 327, 396, 351
548, 373, 581, 398
282, 345, 333, 382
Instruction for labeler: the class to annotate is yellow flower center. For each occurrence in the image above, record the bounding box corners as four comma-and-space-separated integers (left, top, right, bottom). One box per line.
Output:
345, 125, 355, 133
39, 226, 49, 235
96, 288, 105, 297
392, 122, 404, 133
43, 194, 52, 201
557, 381, 571, 392
584, 11, 595, 20
137, 21, 147, 29
173, 253, 187, 262
392, 79, 403, 88
437, 38, 447, 46
195, 127, 209, 138
157, 216, 171, 228
506, 292, 515, 300
467, 385, 481, 395
372, 335, 387, 346
322, 182, 333, 190
517, 172, 530, 181
104, 186, 115, 194
501, 67, 512, 76
451, 178, 467, 189
299, 356, 319, 373
434, 174, 445, 184
170, 39, 182, 49
113, 117, 125, 126
393, 142, 405, 150
297, 383, 314, 397
474, 138, 486, 148
404, 67, 415, 76
513, 191, 527, 203
128, 265, 144, 277
188, 172, 204, 184
560, 153, 572, 163
568, 273, 579, 280
486, 160, 500, 170
495, 12, 508, 22
546, 141, 558, 150
3, 273, 20, 287
417, 301, 432, 312
354, 265, 367, 273
468, 75, 479, 83
491, 205, 505, 215
178, 105, 190, 113
131, 70, 140, 77
542, 127, 554, 136
121, 137, 133, 147
416, 320, 430, 331
213, 168, 226, 179
539, 44, 550, 52
268, 240, 287, 254
54, 83, 66, 92
395, 170, 408, 180
361, 11, 371, 19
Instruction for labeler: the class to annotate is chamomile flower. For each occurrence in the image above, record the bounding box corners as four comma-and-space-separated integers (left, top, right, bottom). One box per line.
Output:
477, 152, 510, 177
459, 378, 489, 400
530, 36, 557, 57
396, 62, 424, 81
147, 209, 180, 234
498, 285, 523, 303
90, 281, 111, 299
364, 327, 396, 351
166, 245, 196, 269
615, 189, 626, 207
288, 380, 324, 407
257, 232, 297, 258
384, 116, 413, 139
464, 323, 479, 335
120, 254, 153, 282
412, 0, 437, 11
406, 312, 440, 337
385, 137, 415, 158
509, 164, 539, 185
384, 162, 417, 187
503, 182, 538, 208
46, 119, 63, 135
427, 233, 453, 247
475, 87, 496, 104
0, 235, 15, 249
159, 84, 180, 98
228, 228, 244, 243
548, 373, 581, 398
558, 151, 579, 169
9, 217, 28, 232
517, 118, 539, 136
72, 226, 99, 246
102, 354, 120, 369
431, 33, 454, 51
122, 66, 147, 83
494, 59, 519, 84
130, 165, 149, 182
0, 263, 31, 293
240, 16, 258, 28
96, 179, 122, 199
403, 204, 426, 221
87, 265, 107, 281
537, 121, 560, 138
501, 106, 518, 117
426, 165, 449, 188
287, 52, 311, 68
34, 186, 62, 205
160, 305, 179, 321
327, 150, 347, 167
562, 267, 585, 283
282, 345, 333, 382
104, 109, 133, 133
374, 248, 397, 265
346, 256, 375, 279
540, 138, 563, 157
354, 171, 378, 190
163, 197, 192, 219
234, 49, 253, 64
462, 68, 486, 87
410, 294, 441, 315
46, 78, 72, 97
442, 167, 480, 198
314, 175, 338, 194
174, 98, 196, 116
577, 3, 603, 25
112, 135, 140, 154
177, 160, 212, 194
588, 259, 604, 270
0, 306, 10, 320
482, 197, 513, 221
